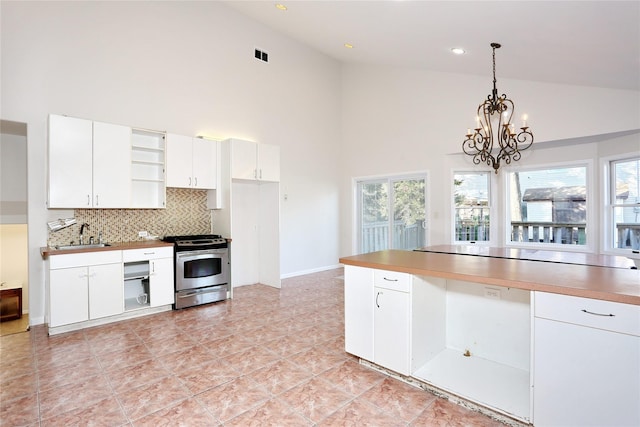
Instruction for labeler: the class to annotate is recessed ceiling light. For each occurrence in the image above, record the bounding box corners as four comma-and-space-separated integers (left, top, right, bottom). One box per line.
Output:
344, 43, 354, 49
275, 4, 287, 11
451, 47, 466, 55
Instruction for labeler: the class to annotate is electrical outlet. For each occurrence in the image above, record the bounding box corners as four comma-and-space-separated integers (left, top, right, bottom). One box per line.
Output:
138, 231, 148, 237
484, 287, 501, 300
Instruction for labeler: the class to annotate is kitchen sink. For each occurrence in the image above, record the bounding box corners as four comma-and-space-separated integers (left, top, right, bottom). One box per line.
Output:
55, 243, 112, 250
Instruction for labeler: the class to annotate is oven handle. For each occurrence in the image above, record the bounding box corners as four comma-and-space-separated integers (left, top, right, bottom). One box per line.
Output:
176, 249, 228, 259
177, 287, 226, 298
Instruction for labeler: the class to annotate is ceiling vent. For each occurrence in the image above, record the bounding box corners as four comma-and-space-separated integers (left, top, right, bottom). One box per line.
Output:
254, 48, 269, 63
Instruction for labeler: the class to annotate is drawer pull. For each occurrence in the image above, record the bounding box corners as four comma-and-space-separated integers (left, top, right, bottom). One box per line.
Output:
383, 277, 398, 282
376, 291, 382, 308
581, 309, 615, 317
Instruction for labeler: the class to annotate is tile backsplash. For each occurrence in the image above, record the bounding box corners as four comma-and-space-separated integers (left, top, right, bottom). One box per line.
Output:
48, 188, 211, 246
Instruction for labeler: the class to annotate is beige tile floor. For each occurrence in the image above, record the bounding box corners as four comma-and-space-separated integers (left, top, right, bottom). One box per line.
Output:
0, 268, 504, 426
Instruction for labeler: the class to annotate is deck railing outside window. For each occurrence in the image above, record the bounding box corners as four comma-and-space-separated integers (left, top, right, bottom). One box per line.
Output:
362, 221, 425, 253
617, 223, 640, 250
510, 222, 586, 245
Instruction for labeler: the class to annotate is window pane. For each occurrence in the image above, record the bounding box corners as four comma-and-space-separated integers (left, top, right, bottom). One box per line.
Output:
612, 158, 640, 249
454, 172, 490, 242
509, 166, 587, 245
392, 179, 426, 250
360, 182, 389, 253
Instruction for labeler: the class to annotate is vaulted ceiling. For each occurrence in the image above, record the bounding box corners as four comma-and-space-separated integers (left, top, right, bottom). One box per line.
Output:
226, 1, 640, 91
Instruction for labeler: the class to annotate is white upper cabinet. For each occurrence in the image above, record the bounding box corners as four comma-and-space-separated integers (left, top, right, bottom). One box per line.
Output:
92, 121, 131, 207
48, 115, 93, 208
230, 139, 280, 182
48, 115, 131, 208
166, 133, 218, 189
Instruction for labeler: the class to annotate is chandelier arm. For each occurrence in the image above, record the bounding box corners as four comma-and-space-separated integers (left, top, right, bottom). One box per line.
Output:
461, 42, 533, 173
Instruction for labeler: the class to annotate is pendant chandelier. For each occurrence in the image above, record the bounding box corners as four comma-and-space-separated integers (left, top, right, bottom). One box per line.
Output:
462, 43, 533, 173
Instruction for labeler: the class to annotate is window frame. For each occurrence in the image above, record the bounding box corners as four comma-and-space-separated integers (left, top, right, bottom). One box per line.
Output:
354, 172, 429, 254
451, 170, 496, 246
601, 152, 640, 255
503, 159, 595, 252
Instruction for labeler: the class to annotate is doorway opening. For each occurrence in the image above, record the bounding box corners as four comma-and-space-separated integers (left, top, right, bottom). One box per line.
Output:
0, 119, 29, 336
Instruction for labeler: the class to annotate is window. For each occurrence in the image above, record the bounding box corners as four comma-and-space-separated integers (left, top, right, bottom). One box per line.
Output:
610, 157, 640, 250
507, 164, 588, 246
453, 172, 491, 243
357, 175, 427, 253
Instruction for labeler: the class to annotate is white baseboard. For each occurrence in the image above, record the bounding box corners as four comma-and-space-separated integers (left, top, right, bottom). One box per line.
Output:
280, 264, 342, 279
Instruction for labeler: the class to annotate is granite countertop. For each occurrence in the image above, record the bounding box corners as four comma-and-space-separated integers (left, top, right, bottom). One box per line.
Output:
339, 249, 640, 306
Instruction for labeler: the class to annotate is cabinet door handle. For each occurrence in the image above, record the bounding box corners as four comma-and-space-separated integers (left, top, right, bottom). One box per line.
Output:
189, 177, 191, 186
376, 291, 382, 308
95, 194, 99, 206
581, 309, 615, 317
151, 261, 155, 274
259, 169, 262, 179
87, 194, 90, 206
383, 277, 398, 282
194, 177, 198, 186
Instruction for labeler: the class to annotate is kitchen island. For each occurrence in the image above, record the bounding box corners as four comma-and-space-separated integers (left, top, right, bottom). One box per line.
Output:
339, 249, 640, 425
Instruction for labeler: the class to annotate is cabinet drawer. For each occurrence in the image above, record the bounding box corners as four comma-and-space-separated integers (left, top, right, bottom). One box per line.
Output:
535, 292, 640, 336
50, 250, 122, 269
123, 246, 173, 262
373, 270, 411, 292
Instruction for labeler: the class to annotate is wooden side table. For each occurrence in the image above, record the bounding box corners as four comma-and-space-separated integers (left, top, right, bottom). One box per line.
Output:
0, 281, 23, 322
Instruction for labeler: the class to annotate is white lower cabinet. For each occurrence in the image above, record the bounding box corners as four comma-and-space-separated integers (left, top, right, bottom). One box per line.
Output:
344, 266, 374, 360
123, 246, 174, 310
533, 292, 640, 426
88, 263, 125, 320
344, 266, 412, 375
47, 246, 174, 332
49, 266, 90, 327
48, 251, 123, 327
149, 257, 174, 307
374, 270, 411, 375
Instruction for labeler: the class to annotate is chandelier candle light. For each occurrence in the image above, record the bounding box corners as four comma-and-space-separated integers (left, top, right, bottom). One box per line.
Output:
462, 43, 534, 173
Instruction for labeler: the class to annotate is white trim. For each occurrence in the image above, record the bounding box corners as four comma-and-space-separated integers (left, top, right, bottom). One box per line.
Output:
502, 159, 594, 253
280, 264, 342, 279
600, 151, 640, 255
450, 170, 495, 246
353, 171, 429, 253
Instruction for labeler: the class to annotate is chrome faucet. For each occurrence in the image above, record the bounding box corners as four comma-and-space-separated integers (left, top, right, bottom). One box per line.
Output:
79, 223, 89, 245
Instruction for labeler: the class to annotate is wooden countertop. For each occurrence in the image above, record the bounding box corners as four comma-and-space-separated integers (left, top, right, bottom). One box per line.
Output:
417, 245, 638, 269
40, 240, 174, 259
339, 249, 640, 306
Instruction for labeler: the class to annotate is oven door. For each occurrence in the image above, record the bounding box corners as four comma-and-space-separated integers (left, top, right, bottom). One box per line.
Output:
176, 249, 229, 291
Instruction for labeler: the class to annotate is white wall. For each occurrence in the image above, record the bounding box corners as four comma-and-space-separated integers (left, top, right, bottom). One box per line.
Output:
0, 132, 28, 224
0, 1, 342, 324
339, 64, 640, 256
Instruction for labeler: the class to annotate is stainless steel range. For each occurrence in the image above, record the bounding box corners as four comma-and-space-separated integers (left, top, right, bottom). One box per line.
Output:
162, 234, 230, 309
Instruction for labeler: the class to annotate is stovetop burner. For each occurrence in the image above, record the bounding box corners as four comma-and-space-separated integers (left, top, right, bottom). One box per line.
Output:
162, 234, 227, 250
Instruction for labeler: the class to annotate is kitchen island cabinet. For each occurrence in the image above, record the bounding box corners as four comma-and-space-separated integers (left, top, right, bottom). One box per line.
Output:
340, 249, 640, 425
533, 293, 640, 426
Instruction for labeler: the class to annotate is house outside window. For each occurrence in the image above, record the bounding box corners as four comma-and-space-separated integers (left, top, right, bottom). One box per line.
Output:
507, 164, 588, 247
610, 157, 640, 251
453, 172, 491, 243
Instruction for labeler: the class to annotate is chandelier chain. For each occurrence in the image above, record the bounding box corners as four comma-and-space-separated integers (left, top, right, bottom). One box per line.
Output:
462, 42, 534, 173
